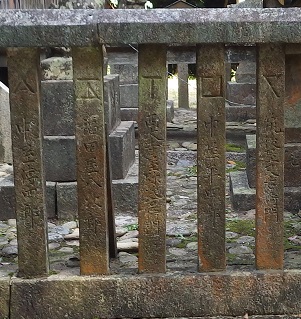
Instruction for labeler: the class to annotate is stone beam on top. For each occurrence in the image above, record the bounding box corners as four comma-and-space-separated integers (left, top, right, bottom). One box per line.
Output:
1, 8, 301, 47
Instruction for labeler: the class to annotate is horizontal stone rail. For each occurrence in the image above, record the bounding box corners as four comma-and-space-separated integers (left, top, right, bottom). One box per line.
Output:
1, 9, 301, 47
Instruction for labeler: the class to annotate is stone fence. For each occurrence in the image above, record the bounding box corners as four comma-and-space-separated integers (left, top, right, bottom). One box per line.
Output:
1, 8, 301, 319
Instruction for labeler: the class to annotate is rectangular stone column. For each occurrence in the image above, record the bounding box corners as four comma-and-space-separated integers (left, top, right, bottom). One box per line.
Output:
138, 44, 167, 273
197, 44, 226, 272
256, 44, 285, 270
7, 48, 49, 277
73, 46, 109, 275
178, 63, 189, 109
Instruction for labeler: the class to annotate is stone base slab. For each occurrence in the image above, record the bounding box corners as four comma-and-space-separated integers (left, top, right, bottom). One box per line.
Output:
121, 100, 175, 122
9, 271, 301, 319
230, 170, 301, 212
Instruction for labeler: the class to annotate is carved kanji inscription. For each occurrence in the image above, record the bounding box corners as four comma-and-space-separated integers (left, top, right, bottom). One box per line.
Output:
138, 44, 167, 273
256, 44, 285, 270
73, 46, 109, 275
197, 44, 226, 272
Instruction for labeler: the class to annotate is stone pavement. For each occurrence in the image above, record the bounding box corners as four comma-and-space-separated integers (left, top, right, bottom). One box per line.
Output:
1, 108, 301, 277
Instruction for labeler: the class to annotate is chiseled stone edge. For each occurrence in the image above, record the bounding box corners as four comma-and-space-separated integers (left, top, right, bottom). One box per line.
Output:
0, 277, 10, 319
1, 9, 301, 46
9, 271, 301, 319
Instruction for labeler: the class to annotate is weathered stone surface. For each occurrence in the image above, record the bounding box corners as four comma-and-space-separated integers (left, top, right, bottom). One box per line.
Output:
112, 177, 138, 215
120, 100, 174, 122
0, 175, 15, 220
73, 46, 109, 275
41, 80, 75, 136
197, 44, 225, 271
0, 81, 12, 163
247, 134, 301, 188
43, 136, 76, 182
7, 48, 49, 277
56, 182, 78, 220
178, 63, 189, 109
230, 170, 301, 212
104, 74, 121, 133
256, 44, 285, 270
284, 53, 301, 142
226, 82, 256, 105
0, 176, 56, 220
2, 9, 301, 46
9, 272, 301, 318
41, 57, 72, 81
229, 171, 256, 211
109, 121, 135, 180
120, 84, 138, 108
0, 277, 10, 318
138, 44, 167, 273
110, 64, 138, 84
235, 61, 256, 83
226, 103, 256, 121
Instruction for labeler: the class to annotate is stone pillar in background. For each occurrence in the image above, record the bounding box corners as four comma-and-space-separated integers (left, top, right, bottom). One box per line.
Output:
178, 63, 189, 109
138, 44, 167, 273
197, 44, 226, 272
0, 81, 12, 164
7, 48, 49, 277
256, 44, 285, 270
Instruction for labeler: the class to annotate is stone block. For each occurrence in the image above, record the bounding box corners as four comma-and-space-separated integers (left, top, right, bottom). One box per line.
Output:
246, 134, 256, 188
110, 64, 138, 84
41, 80, 75, 136
229, 171, 256, 211
120, 84, 138, 108
9, 272, 301, 318
230, 170, 301, 212
0, 175, 15, 220
40, 57, 72, 81
0, 176, 56, 220
0, 277, 10, 318
56, 182, 78, 220
0, 81, 12, 164
43, 136, 76, 182
246, 134, 301, 188
55, 174, 139, 218
235, 61, 256, 83
112, 176, 138, 215
226, 82, 256, 106
109, 121, 135, 180
104, 74, 121, 133
120, 100, 174, 122
226, 103, 256, 121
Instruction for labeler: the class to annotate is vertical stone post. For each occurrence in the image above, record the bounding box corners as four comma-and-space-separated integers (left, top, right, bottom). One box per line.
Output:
73, 46, 109, 275
7, 48, 49, 277
197, 44, 226, 272
138, 44, 167, 273
256, 44, 285, 270
178, 63, 189, 109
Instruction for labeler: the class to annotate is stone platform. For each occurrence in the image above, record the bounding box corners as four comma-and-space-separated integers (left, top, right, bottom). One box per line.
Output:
230, 134, 301, 212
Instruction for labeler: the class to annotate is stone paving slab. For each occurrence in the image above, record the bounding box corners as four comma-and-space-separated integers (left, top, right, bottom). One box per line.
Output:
9, 271, 301, 319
